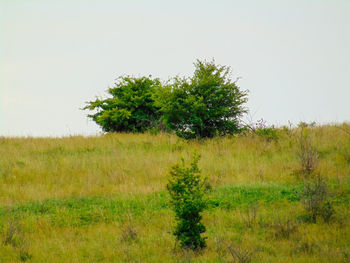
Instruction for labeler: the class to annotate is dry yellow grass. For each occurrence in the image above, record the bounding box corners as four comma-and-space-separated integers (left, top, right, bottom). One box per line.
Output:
1, 124, 349, 204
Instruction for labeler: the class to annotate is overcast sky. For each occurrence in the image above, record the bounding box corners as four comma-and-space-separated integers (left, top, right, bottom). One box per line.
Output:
1, 0, 349, 137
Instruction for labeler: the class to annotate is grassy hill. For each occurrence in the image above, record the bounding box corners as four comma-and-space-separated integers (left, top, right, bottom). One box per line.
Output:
0, 124, 349, 262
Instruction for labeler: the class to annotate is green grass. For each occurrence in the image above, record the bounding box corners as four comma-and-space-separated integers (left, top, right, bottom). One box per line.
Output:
0, 184, 311, 227
0, 124, 349, 262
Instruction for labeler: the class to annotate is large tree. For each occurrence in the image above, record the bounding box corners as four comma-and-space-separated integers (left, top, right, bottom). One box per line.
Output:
157, 60, 248, 138
84, 76, 162, 133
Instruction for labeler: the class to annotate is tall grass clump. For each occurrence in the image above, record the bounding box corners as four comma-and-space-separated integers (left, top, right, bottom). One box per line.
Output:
167, 154, 209, 250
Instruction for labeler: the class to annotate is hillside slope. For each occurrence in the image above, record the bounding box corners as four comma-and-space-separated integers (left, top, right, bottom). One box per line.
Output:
0, 124, 349, 262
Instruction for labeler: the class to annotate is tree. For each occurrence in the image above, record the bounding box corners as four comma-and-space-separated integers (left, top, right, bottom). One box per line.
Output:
83, 76, 162, 133
157, 60, 248, 139
167, 154, 208, 250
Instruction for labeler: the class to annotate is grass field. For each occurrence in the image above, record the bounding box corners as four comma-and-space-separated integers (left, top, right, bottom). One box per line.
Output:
0, 124, 349, 262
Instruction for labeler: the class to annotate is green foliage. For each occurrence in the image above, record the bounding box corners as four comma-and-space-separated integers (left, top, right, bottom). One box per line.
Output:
167, 154, 208, 250
256, 128, 279, 141
248, 119, 279, 141
156, 60, 248, 139
83, 76, 162, 132
84, 60, 248, 138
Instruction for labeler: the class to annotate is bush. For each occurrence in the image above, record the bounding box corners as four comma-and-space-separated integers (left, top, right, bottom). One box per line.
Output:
83, 76, 162, 133
256, 128, 279, 142
295, 129, 318, 177
245, 118, 279, 141
157, 60, 248, 139
167, 154, 209, 250
301, 175, 335, 223
84, 59, 249, 138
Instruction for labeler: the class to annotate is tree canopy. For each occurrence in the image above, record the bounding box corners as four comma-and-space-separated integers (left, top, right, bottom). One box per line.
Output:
157, 60, 248, 138
83, 76, 161, 133
84, 60, 248, 138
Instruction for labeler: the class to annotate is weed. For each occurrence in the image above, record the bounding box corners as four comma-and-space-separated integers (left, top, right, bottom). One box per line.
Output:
246, 118, 279, 141
296, 130, 318, 177
19, 247, 32, 262
301, 175, 335, 223
240, 206, 258, 228
2, 219, 32, 262
214, 237, 227, 260
214, 238, 255, 263
3, 220, 20, 247
298, 121, 317, 129
120, 223, 138, 242
272, 218, 298, 239
294, 239, 320, 255
226, 244, 254, 263
256, 128, 278, 142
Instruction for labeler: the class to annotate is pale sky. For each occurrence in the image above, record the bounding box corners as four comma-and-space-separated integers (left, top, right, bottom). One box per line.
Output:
1, 0, 349, 137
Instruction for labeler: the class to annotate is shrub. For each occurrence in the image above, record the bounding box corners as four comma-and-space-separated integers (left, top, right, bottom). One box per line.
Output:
255, 127, 279, 141
247, 118, 279, 141
292, 128, 335, 223
83, 76, 162, 133
301, 175, 335, 223
167, 154, 209, 250
157, 60, 248, 139
296, 129, 318, 177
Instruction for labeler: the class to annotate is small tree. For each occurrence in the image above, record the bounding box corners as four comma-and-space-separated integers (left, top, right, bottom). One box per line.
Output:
157, 60, 248, 139
167, 154, 208, 250
83, 76, 162, 133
